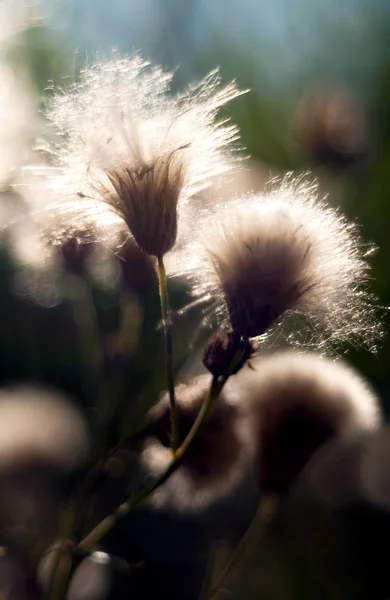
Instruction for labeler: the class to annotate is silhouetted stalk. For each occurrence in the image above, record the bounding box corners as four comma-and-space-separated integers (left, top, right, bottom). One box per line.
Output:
77, 347, 244, 552
157, 255, 179, 451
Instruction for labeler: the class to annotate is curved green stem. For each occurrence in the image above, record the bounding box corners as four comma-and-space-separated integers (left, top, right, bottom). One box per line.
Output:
157, 255, 179, 451
77, 348, 244, 553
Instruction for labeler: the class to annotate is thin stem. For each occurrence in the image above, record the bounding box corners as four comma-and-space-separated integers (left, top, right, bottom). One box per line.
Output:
65, 274, 102, 406
46, 549, 73, 600
157, 255, 179, 451
206, 494, 278, 600
77, 348, 245, 552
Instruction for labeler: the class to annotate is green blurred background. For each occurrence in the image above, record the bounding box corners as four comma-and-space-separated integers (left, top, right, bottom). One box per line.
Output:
2, 3, 390, 599
1, 0, 390, 410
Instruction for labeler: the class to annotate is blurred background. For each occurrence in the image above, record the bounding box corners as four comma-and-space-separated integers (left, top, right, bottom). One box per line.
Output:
2, 0, 390, 406
1, 1, 390, 598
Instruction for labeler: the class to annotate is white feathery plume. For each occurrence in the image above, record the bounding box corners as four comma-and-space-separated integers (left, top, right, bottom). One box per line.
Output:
38, 55, 243, 257
235, 350, 381, 492
175, 176, 381, 350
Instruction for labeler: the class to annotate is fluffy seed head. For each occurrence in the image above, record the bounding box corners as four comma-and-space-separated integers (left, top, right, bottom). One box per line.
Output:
298, 432, 375, 508
139, 375, 254, 511
237, 351, 381, 493
177, 176, 380, 349
292, 88, 367, 169
41, 55, 243, 257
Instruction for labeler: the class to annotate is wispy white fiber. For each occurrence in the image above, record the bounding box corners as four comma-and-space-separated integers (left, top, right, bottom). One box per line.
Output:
38, 55, 243, 256
175, 176, 381, 349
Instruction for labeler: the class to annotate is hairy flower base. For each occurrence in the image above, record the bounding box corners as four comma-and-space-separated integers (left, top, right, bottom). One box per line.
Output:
100, 151, 185, 257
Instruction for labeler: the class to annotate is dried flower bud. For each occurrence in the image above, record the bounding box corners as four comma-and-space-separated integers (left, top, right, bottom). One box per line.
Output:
237, 351, 381, 493
202, 329, 255, 377
38, 55, 243, 258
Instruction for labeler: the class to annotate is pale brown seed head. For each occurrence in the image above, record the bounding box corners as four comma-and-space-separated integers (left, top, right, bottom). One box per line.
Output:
237, 351, 381, 493
35, 56, 244, 256
140, 375, 254, 510
176, 177, 381, 350
101, 149, 186, 257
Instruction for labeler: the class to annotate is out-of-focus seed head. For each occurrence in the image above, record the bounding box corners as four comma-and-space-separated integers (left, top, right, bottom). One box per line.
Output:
202, 329, 255, 377
0, 386, 89, 473
140, 375, 254, 510
293, 88, 367, 170
237, 351, 381, 493
296, 432, 375, 508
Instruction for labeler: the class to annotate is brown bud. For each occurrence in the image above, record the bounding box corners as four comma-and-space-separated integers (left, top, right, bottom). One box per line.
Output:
202, 330, 255, 378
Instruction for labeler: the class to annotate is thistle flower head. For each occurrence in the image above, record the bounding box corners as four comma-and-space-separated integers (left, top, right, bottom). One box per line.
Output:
238, 351, 381, 493
139, 375, 254, 511
177, 177, 380, 349
42, 55, 243, 257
